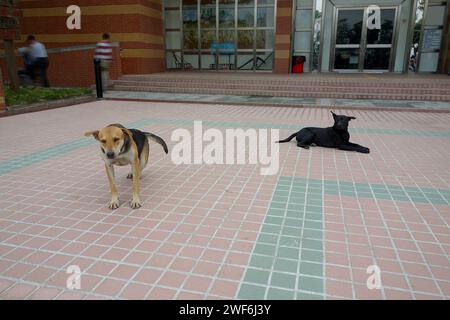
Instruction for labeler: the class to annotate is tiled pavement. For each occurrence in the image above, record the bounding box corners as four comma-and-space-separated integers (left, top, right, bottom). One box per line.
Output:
0, 100, 449, 300
105, 91, 450, 111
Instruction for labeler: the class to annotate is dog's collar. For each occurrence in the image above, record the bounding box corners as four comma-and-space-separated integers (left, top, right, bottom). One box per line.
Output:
119, 135, 131, 155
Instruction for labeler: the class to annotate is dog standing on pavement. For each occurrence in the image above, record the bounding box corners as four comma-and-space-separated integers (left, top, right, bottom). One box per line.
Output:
84, 124, 168, 209
277, 111, 370, 153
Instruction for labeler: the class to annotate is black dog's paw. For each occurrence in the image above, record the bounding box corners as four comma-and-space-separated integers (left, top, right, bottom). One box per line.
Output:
359, 148, 370, 154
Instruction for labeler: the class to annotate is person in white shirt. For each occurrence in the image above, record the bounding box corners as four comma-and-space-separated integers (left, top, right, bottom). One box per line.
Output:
94, 33, 113, 91
26, 34, 50, 87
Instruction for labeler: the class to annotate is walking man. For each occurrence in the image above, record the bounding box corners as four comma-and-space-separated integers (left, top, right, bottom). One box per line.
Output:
27, 35, 50, 87
95, 33, 113, 91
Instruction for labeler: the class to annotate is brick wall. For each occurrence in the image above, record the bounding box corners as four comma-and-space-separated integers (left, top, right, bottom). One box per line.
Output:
0, 0, 164, 86
0, 69, 5, 111
0, 44, 122, 87
274, 0, 293, 73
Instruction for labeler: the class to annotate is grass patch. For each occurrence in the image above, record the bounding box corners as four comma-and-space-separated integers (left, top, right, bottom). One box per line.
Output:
5, 86, 93, 107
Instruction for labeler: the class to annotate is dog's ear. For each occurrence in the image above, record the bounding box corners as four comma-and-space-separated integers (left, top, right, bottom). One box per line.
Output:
120, 128, 132, 138
84, 130, 99, 140
331, 111, 337, 119
348, 116, 356, 120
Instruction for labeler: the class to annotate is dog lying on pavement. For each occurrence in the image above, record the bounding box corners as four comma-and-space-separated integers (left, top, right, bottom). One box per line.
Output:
84, 124, 168, 209
277, 111, 370, 153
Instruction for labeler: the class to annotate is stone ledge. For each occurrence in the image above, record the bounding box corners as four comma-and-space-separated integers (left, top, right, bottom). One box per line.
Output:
0, 94, 96, 117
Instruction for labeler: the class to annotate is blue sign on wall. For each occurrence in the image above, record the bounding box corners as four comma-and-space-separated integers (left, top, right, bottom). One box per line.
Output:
210, 42, 235, 55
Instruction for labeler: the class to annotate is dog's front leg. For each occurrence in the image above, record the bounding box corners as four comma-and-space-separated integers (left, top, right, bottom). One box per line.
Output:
105, 164, 119, 209
345, 142, 370, 153
130, 156, 142, 209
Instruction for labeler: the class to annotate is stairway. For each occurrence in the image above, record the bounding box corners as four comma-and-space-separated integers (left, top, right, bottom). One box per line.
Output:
111, 73, 450, 102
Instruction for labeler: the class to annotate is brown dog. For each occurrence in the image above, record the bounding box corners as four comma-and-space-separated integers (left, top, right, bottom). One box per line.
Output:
84, 124, 168, 209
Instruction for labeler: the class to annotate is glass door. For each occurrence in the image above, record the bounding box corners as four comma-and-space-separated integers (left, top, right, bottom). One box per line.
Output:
332, 7, 397, 72
334, 9, 364, 70
363, 8, 396, 70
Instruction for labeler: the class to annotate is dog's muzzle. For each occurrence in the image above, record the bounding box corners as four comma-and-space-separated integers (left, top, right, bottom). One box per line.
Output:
106, 151, 115, 159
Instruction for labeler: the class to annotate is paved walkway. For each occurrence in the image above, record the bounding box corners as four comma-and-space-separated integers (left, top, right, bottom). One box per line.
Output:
0, 100, 449, 300
105, 91, 450, 111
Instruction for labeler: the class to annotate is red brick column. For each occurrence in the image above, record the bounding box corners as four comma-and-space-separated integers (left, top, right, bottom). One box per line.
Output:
0, 69, 5, 111
274, 0, 293, 73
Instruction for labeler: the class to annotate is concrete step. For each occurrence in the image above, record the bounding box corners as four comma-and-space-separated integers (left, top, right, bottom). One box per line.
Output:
111, 80, 450, 95
112, 84, 450, 101
117, 75, 450, 89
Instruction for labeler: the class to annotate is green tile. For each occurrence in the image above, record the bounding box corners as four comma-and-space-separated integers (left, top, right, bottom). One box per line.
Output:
299, 261, 322, 277
298, 276, 323, 293
300, 249, 323, 263
279, 235, 300, 248
253, 243, 277, 256
267, 287, 295, 300
260, 224, 282, 235
258, 233, 279, 244
244, 268, 270, 285
303, 220, 322, 230
277, 247, 299, 260
296, 291, 324, 300
303, 228, 323, 240
274, 258, 298, 273
249, 255, 274, 270
238, 284, 266, 299
270, 272, 296, 289
282, 226, 302, 237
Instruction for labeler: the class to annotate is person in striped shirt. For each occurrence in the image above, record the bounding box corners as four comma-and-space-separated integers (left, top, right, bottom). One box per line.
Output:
94, 33, 113, 91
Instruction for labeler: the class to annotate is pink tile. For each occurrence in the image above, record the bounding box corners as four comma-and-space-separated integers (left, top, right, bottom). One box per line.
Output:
133, 268, 163, 285
183, 275, 212, 293
56, 291, 85, 300
354, 284, 383, 300
384, 288, 413, 300
408, 276, 441, 295
147, 287, 177, 300
325, 279, 353, 299
193, 261, 221, 277
28, 287, 61, 300
94, 278, 126, 297
120, 283, 152, 300
169, 258, 197, 272
110, 264, 140, 280
158, 271, 187, 288
210, 280, 238, 298
1, 283, 37, 299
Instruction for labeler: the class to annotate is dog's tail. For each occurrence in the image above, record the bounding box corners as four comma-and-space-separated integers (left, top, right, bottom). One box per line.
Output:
144, 132, 169, 154
277, 132, 297, 143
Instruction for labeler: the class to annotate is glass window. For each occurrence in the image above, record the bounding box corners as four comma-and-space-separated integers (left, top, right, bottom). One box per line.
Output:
257, 7, 274, 27
237, 53, 254, 70
183, 53, 200, 69
201, 30, 216, 49
165, 10, 181, 29
256, 29, 274, 49
201, 7, 216, 28
166, 52, 182, 69
165, 0, 180, 8
219, 7, 235, 28
183, 29, 198, 49
166, 31, 182, 49
183, 8, 198, 29
238, 7, 254, 27
201, 54, 216, 69
336, 9, 364, 45
295, 9, 312, 30
255, 52, 273, 70
219, 30, 235, 44
238, 30, 254, 49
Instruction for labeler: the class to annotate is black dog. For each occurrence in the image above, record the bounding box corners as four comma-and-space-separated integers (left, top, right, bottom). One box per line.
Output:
277, 111, 370, 153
